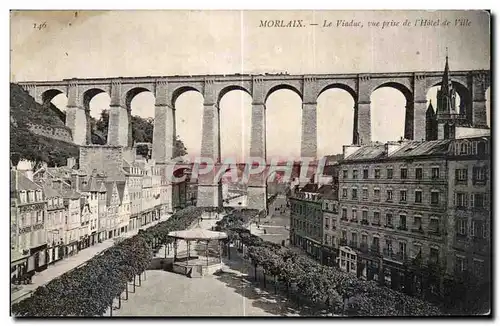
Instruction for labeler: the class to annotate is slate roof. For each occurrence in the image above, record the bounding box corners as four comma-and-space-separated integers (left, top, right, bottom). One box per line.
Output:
343, 140, 453, 162
391, 140, 451, 158
41, 184, 62, 199
344, 142, 387, 161
300, 183, 319, 193
11, 170, 41, 192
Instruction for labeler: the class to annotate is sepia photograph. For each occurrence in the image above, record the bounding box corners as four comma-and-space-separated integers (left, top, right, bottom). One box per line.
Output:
9, 9, 491, 317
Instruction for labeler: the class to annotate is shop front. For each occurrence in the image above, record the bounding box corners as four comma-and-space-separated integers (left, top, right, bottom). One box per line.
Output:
31, 244, 48, 272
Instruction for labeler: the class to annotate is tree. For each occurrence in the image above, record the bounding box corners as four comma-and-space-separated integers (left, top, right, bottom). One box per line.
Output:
173, 135, 188, 158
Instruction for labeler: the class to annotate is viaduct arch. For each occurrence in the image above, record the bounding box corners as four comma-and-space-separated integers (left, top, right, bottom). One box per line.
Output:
18, 70, 490, 209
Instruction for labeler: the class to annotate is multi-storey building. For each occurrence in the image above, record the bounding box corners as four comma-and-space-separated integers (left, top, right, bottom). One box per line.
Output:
60, 184, 82, 256
78, 174, 103, 246
123, 161, 143, 231
141, 165, 153, 226
446, 137, 491, 281
105, 181, 121, 238
10, 169, 47, 282
337, 134, 490, 296
289, 183, 324, 262
321, 184, 338, 266
41, 184, 65, 265
116, 181, 131, 234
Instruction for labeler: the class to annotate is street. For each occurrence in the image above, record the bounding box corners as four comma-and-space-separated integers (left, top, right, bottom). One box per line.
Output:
11, 215, 171, 304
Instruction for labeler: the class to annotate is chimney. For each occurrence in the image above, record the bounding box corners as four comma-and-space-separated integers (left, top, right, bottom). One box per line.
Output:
384, 141, 406, 156
70, 172, 80, 192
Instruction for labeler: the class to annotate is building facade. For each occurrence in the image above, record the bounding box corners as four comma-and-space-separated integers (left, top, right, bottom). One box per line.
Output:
289, 183, 324, 262
336, 135, 491, 296
11, 170, 47, 283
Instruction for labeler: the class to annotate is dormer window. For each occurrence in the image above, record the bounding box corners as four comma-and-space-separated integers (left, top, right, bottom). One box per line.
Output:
20, 190, 27, 203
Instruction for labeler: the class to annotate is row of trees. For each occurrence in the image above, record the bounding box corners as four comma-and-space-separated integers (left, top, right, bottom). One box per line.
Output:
90, 110, 188, 159
11, 206, 205, 317
215, 211, 443, 316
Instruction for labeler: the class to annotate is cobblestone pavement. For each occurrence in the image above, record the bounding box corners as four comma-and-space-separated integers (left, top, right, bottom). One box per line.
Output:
112, 216, 303, 317
11, 215, 171, 302
250, 195, 290, 245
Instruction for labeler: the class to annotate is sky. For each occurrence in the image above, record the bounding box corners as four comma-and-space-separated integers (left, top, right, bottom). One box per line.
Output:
10, 10, 491, 161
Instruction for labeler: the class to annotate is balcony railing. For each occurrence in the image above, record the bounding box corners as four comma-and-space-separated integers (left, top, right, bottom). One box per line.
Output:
473, 179, 487, 186
383, 249, 408, 262
339, 238, 348, 246
349, 241, 358, 248
360, 219, 369, 226
371, 222, 381, 227
384, 224, 394, 229
428, 229, 441, 236
397, 225, 408, 231
349, 218, 358, 223
359, 243, 369, 253
411, 226, 424, 234
340, 217, 348, 222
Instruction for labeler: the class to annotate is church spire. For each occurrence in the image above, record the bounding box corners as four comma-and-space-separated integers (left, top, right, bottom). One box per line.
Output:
437, 48, 457, 115
441, 47, 451, 96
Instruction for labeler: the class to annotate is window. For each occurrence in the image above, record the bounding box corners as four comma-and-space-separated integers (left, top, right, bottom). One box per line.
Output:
361, 234, 368, 244
471, 220, 485, 238
400, 168, 408, 179
342, 170, 348, 179
373, 188, 380, 201
351, 232, 358, 247
472, 193, 485, 209
413, 216, 422, 230
415, 190, 422, 204
352, 170, 358, 179
387, 168, 393, 179
342, 208, 347, 220
415, 168, 423, 180
429, 217, 440, 234
362, 188, 368, 200
373, 211, 380, 225
385, 213, 392, 227
399, 215, 407, 230
413, 244, 422, 258
473, 259, 485, 277
455, 192, 468, 208
385, 239, 393, 254
363, 169, 369, 179
400, 190, 407, 202
351, 209, 357, 221
455, 169, 468, 184
374, 169, 381, 179
342, 188, 348, 198
460, 143, 469, 155
432, 167, 440, 179
457, 219, 467, 236
477, 141, 487, 155
399, 242, 407, 259
386, 189, 393, 202
351, 188, 358, 200
324, 218, 329, 230
431, 191, 440, 205
456, 256, 466, 272
362, 210, 368, 221
430, 248, 439, 264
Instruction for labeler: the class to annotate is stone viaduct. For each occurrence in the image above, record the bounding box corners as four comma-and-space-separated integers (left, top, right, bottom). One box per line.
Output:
17, 69, 491, 210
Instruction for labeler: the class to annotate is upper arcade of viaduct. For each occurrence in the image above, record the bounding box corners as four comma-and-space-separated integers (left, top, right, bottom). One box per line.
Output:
17, 69, 490, 209
18, 69, 491, 164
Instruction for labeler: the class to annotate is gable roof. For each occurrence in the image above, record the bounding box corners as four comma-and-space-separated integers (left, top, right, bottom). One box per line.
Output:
12, 170, 41, 192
